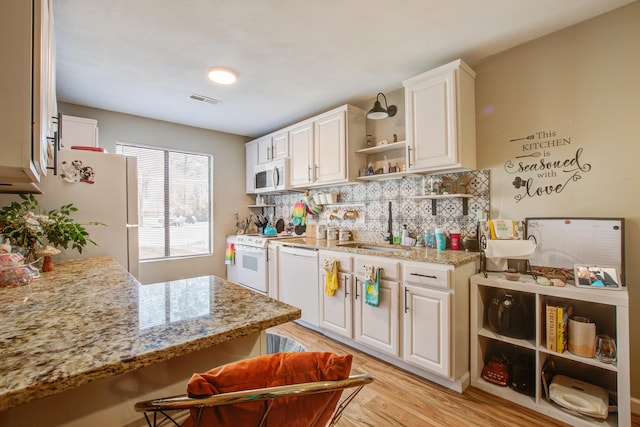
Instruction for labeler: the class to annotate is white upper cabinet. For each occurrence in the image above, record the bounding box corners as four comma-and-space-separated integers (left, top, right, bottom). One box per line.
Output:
60, 116, 99, 149
289, 121, 314, 187
403, 59, 476, 173
34, 0, 57, 176
289, 105, 366, 188
1, 0, 58, 193
314, 111, 347, 184
257, 131, 289, 164
271, 131, 289, 160
257, 137, 272, 164
247, 104, 366, 190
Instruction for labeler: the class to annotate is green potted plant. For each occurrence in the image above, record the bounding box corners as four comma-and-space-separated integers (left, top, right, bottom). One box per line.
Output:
0, 194, 103, 267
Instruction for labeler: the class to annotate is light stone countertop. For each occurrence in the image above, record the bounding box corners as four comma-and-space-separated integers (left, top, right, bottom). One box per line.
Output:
0, 257, 300, 412
267, 237, 480, 267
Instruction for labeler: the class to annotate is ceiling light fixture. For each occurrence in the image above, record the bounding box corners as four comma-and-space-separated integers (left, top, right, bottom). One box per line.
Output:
367, 92, 397, 120
208, 66, 238, 85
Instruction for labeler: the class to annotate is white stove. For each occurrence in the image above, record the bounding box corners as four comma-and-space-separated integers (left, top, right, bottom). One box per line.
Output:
233, 233, 296, 294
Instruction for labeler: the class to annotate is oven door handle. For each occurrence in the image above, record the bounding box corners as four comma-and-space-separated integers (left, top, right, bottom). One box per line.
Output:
235, 245, 266, 254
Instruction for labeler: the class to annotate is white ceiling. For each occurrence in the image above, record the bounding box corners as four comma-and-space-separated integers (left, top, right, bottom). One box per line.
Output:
53, 0, 634, 138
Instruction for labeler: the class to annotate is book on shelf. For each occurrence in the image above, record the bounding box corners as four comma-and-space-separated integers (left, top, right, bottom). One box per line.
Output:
556, 303, 574, 353
546, 302, 574, 353
546, 304, 557, 351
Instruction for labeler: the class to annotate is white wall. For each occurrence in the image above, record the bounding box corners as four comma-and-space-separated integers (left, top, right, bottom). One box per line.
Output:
473, 2, 640, 400
57, 103, 251, 284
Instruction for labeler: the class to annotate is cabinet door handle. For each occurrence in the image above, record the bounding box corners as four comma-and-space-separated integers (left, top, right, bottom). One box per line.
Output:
53, 113, 62, 142
410, 272, 437, 279
344, 276, 349, 298
407, 145, 412, 169
46, 131, 59, 176
307, 166, 312, 182
354, 277, 360, 300
404, 287, 409, 313
314, 164, 318, 181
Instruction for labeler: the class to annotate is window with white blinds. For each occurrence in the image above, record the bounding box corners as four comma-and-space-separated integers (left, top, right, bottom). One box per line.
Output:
116, 143, 213, 260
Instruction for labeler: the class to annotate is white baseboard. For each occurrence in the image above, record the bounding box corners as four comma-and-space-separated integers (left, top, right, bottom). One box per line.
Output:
632, 396, 640, 415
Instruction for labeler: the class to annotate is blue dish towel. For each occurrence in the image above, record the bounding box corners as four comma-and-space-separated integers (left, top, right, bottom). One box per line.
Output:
364, 265, 380, 307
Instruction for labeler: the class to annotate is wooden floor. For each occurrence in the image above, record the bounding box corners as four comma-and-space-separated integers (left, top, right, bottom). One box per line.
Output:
269, 322, 639, 427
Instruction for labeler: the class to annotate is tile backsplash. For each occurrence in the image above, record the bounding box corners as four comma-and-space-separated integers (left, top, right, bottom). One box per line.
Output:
259, 170, 490, 241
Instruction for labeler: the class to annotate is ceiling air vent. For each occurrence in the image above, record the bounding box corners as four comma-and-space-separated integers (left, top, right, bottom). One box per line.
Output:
188, 93, 222, 105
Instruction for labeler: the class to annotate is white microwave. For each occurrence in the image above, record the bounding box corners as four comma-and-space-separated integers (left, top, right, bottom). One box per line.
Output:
254, 159, 291, 194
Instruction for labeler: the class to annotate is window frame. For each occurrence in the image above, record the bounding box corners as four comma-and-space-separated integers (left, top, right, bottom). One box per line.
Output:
116, 142, 214, 261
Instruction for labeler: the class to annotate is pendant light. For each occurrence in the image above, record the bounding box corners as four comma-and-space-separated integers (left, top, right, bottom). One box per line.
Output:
367, 92, 397, 120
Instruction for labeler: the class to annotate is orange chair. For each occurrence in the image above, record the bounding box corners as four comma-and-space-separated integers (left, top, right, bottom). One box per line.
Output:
134, 352, 373, 427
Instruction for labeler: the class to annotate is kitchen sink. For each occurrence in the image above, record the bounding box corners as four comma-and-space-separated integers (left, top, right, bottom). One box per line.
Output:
337, 242, 414, 253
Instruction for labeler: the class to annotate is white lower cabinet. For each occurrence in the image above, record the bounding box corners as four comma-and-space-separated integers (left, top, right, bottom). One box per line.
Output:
354, 276, 400, 357
319, 252, 354, 338
354, 255, 401, 357
318, 250, 477, 391
402, 283, 450, 377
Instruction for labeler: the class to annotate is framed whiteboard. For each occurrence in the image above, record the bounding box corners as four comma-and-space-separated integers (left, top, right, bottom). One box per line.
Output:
525, 217, 625, 284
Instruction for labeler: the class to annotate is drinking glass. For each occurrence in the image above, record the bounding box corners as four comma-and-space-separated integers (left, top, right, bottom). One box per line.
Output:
595, 335, 617, 364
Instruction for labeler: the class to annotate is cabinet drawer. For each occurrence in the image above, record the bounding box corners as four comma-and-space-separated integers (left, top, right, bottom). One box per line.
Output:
355, 255, 400, 281
320, 251, 353, 273
403, 262, 452, 289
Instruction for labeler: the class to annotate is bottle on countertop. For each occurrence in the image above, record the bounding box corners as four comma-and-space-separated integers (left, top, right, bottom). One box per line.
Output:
393, 225, 402, 245
435, 227, 446, 251
401, 224, 408, 245
450, 228, 461, 250
424, 225, 435, 248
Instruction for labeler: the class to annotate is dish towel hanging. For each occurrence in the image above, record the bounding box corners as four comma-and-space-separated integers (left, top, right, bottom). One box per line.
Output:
291, 202, 307, 226
364, 265, 380, 307
324, 258, 338, 296
224, 242, 235, 265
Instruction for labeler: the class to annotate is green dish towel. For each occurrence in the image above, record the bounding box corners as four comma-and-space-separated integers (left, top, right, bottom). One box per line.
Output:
364, 265, 380, 307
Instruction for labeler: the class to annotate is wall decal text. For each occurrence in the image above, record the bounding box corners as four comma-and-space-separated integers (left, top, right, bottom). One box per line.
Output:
504, 131, 591, 202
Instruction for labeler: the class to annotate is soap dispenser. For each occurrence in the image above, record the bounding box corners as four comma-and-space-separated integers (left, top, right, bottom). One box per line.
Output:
401, 224, 408, 245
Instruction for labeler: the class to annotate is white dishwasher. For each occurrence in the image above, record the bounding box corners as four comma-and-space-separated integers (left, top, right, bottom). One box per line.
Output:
278, 245, 320, 328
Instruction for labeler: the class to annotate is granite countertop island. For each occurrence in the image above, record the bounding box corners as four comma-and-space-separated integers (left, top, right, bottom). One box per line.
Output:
0, 257, 300, 414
